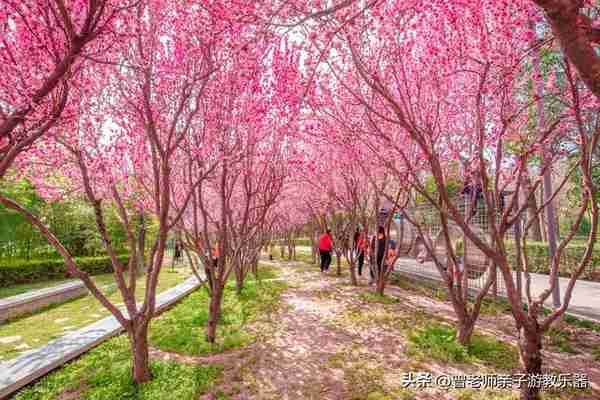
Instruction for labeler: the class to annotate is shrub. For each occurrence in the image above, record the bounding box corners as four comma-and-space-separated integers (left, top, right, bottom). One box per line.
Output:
505, 241, 600, 280
453, 239, 600, 281
272, 238, 312, 247
0, 254, 129, 287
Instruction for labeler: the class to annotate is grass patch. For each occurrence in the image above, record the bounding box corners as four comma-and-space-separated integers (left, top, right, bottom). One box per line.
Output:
13, 336, 222, 400
480, 298, 513, 316
149, 277, 287, 356
0, 267, 192, 360
227, 264, 279, 283
326, 348, 390, 400
393, 272, 600, 336
563, 313, 600, 332
293, 252, 316, 265
391, 274, 448, 301
389, 388, 417, 400
407, 322, 519, 369
332, 303, 435, 337
359, 291, 400, 305
0, 271, 135, 299
546, 328, 578, 354
467, 333, 520, 370
407, 323, 469, 363
249, 265, 280, 281
452, 388, 517, 400
0, 278, 72, 299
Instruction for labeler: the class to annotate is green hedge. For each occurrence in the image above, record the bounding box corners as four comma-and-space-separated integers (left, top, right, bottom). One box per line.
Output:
455, 238, 599, 280
506, 241, 600, 281
0, 254, 129, 287
272, 238, 312, 247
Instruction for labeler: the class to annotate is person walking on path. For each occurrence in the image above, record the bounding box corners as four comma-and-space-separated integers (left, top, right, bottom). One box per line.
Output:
211, 241, 220, 270
384, 240, 398, 274
369, 226, 387, 285
174, 240, 182, 264
319, 229, 333, 273
354, 227, 367, 276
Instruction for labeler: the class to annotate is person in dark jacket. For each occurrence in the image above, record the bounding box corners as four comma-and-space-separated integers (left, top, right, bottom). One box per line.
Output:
462, 173, 484, 218
354, 227, 367, 276
369, 226, 386, 285
174, 240, 182, 264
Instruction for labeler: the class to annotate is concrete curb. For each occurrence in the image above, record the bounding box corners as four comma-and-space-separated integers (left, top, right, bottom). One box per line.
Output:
0, 282, 88, 323
391, 267, 600, 325
0, 276, 200, 399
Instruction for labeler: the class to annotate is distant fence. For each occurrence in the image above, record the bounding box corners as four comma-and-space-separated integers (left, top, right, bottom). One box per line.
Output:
392, 193, 598, 291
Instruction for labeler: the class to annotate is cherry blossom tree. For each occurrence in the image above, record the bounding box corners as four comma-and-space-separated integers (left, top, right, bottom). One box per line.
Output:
172, 38, 301, 343
10, 0, 236, 383
530, 0, 600, 100
0, 0, 134, 179
308, 3, 598, 399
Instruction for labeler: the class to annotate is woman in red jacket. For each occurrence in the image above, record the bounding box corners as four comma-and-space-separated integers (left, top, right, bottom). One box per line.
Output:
318, 229, 333, 273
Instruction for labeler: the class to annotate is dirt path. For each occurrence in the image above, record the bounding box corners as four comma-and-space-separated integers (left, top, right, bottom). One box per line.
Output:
233, 264, 488, 400
153, 261, 598, 399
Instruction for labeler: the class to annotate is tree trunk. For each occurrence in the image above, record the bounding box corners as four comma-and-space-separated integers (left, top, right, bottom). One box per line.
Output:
336, 252, 341, 276
206, 286, 224, 343
376, 277, 385, 296
514, 195, 524, 309
235, 268, 244, 295
349, 260, 358, 286
532, 39, 561, 310
518, 326, 543, 400
457, 319, 475, 346
130, 323, 152, 384
523, 175, 543, 242
448, 292, 476, 346
252, 258, 259, 279
376, 265, 386, 295
136, 213, 146, 277
539, 185, 548, 243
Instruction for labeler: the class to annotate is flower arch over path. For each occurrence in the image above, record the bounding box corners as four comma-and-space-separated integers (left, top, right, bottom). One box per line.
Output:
2, 2, 600, 400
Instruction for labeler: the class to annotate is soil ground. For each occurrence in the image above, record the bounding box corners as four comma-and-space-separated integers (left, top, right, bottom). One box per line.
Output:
149, 260, 599, 400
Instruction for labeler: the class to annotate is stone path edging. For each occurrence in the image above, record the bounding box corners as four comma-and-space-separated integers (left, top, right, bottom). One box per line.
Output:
0, 282, 90, 323
0, 276, 200, 399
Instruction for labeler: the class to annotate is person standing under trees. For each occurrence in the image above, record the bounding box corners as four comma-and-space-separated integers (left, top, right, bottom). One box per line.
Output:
174, 240, 182, 264
354, 227, 367, 276
211, 241, 220, 271
370, 226, 387, 285
319, 228, 333, 273
461, 172, 484, 218
196, 238, 214, 290
385, 240, 398, 274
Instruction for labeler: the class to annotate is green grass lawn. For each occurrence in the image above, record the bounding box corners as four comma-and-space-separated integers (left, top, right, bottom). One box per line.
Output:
0, 278, 76, 299
150, 265, 287, 356
13, 335, 223, 400
12, 264, 286, 400
0, 272, 121, 299
406, 321, 519, 370
0, 266, 192, 361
